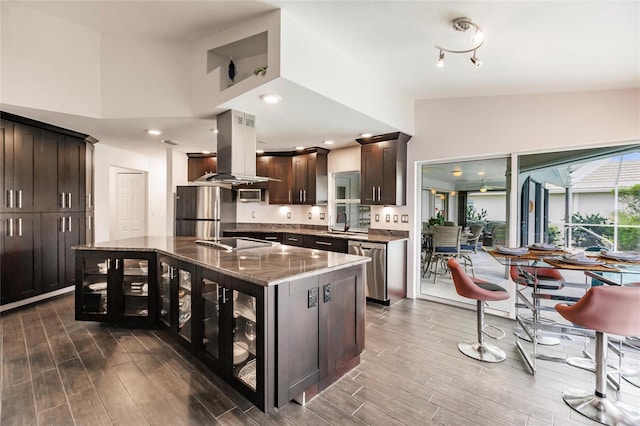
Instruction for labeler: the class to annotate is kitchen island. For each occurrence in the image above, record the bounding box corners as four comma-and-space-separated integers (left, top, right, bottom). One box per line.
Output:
74, 237, 369, 412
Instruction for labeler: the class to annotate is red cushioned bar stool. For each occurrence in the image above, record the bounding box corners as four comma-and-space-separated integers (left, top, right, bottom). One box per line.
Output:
448, 258, 510, 363
555, 286, 640, 425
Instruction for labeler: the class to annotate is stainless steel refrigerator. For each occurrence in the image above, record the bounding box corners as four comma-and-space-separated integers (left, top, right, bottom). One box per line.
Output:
175, 186, 236, 239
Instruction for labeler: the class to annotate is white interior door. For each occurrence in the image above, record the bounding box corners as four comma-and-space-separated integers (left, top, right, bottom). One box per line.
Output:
116, 172, 146, 240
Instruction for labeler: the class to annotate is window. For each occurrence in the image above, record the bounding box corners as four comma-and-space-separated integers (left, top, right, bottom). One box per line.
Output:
334, 172, 370, 231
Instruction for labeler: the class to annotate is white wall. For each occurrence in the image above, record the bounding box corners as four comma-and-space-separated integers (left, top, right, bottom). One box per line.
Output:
406, 88, 640, 298
100, 35, 192, 118
280, 11, 414, 135
94, 144, 168, 242
0, 2, 101, 116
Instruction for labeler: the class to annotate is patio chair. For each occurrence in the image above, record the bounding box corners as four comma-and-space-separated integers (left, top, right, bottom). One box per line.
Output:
424, 225, 461, 283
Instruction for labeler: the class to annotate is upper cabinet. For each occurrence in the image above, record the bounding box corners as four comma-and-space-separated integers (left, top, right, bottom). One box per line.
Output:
292, 150, 328, 205
267, 149, 328, 205
357, 132, 411, 206
187, 154, 217, 182
1, 120, 35, 212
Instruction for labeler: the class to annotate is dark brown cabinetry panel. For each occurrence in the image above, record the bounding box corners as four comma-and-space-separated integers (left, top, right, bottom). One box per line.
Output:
41, 212, 85, 294
292, 151, 327, 205
0, 213, 41, 303
268, 156, 293, 204
302, 234, 348, 253
187, 155, 217, 181
1, 121, 36, 213
1, 113, 94, 307
283, 233, 304, 247
358, 132, 410, 206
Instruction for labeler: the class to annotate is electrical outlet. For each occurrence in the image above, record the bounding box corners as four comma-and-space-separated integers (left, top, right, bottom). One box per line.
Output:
375, 214, 380, 222
401, 214, 409, 223
320, 213, 325, 220
308, 288, 318, 308
287, 212, 291, 219
323, 284, 331, 303
251, 211, 256, 218
393, 214, 398, 223
308, 212, 312, 219
386, 214, 390, 222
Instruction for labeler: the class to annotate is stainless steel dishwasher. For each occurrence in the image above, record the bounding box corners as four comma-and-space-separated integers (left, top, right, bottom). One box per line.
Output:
348, 240, 386, 303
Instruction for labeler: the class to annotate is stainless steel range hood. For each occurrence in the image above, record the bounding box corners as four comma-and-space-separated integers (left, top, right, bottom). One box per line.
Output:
196, 109, 271, 185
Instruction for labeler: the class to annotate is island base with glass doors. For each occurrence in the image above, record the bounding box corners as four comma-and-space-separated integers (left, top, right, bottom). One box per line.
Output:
74, 238, 367, 413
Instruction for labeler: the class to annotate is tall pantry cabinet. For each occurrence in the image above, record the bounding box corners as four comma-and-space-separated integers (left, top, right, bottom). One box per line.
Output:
1, 112, 96, 307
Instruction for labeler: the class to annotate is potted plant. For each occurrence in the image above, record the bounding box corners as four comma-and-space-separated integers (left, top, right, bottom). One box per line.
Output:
428, 211, 445, 227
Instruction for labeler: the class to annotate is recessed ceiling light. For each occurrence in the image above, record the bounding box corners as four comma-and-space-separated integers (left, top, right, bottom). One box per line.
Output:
146, 129, 162, 135
360, 133, 372, 138
452, 170, 463, 177
477, 171, 486, 176
256, 149, 264, 154
202, 151, 210, 154
260, 93, 282, 104
323, 140, 334, 145
295, 146, 304, 151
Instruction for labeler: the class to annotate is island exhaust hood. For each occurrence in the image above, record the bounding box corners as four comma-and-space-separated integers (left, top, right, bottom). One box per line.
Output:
195, 109, 272, 185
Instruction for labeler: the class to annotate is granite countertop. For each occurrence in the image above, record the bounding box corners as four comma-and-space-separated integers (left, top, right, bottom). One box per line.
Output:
225, 227, 408, 243
74, 237, 370, 287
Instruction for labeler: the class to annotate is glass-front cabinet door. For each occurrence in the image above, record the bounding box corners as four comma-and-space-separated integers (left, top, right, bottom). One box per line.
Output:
159, 256, 195, 350
77, 254, 110, 321
201, 269, 222, 367
121, 258, 151, 318
232, 289, 257, 392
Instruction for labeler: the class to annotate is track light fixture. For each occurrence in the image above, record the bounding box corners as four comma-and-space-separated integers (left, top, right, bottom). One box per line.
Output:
435, 17, 485, 68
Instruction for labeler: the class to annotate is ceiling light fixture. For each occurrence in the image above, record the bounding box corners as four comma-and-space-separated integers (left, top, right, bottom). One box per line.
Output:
260, 93, 282, 104
480, 181, 488, 193
435, 17, 485, 68
295, 146, 304, 151
452, 170, 463, 177
146, 129, 162, 135
359, 133, 372, 138
202, 150, 210, 154
323, 140, 334, 145
256, 149, 264, 154
477, 171, 486, 176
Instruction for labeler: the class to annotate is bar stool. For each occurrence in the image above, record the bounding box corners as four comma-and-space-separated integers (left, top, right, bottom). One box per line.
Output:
555, 286, 640, 425
511, 266, 567, 346
448, 258, 510, 363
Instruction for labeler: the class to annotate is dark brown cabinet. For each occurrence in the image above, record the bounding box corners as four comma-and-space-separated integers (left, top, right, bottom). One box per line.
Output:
268, 155, 293, 204
1, 112, 95, 307
0, 213, 40, 304
187, 155, 217, 181
292, 151, 328, 205
303, 234, 348, 253
276, 266, 363, 407
41, 212, 85, 294
283, 232, 304, 246
159, 256, 197, 349
76, 251, 156, 326
358, 132, 410, 206
1, 120, 36, 213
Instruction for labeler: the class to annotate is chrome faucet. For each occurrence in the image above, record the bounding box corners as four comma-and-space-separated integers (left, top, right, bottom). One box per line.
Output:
337, 211, 350, 232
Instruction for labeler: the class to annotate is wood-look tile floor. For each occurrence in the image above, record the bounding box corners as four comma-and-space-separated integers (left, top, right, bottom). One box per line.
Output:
2, 293, 639, 425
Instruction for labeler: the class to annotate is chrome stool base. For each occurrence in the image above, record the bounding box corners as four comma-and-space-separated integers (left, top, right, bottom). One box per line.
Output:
566, 357, 618, 375
562, 390, 640, 426
513, 329, 561, 346
622, 373, 640, 388
458, 342, 506, 363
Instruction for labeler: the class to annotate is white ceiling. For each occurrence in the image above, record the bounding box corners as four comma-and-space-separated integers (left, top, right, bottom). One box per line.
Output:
3, 1, 639, 155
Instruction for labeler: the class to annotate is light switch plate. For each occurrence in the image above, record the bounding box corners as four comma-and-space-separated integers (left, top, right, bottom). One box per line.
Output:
287, 212, 291, 219
375, 214, 380, 222
393, 215, 398, 223
401, 214, 409, 223
308, 212, 312, 219
320, 213, 325, 220
385, 214, 390, 222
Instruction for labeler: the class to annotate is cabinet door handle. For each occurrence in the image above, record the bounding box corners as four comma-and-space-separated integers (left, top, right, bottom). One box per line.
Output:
372, 187, 375, 201
316, 241, 332, 246
288, 190, 291, 203
67, 193, 72, 209
303, 190, 306, 202
61, 216, 66, 233
115, 259, 120, 269
107, 259, 111, 270
7, 190, 14, 208
264, 236, 277, 240
87, 193, 92, 208
17, 218, 22, 237
67, 216, 72, 232
288, 237, 298, 242
7, 218, 13, 237
88, 215, 92, 230
60, 192, 66, 209
16, 190, 22, 209
377, 186, 381, 201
